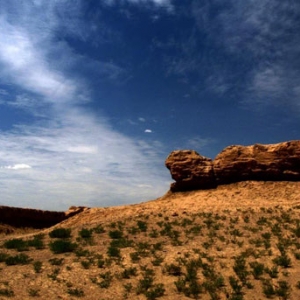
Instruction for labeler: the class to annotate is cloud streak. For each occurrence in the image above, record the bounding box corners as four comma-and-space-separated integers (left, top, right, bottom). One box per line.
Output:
0, 1, 170, 210
187, 0, 300, 112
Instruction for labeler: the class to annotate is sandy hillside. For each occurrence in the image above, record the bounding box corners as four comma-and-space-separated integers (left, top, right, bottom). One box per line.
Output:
0, 181, 300, 300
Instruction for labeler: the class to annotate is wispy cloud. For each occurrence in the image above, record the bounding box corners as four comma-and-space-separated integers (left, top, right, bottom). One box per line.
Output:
3, 164, 32, 170
189, 0, 300, 112
104, 0, 173, 10
0, 1, 169, 210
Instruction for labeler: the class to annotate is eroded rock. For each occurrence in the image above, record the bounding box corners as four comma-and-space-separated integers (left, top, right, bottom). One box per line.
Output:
165, 150, 216, 191
165, 140, 300, 192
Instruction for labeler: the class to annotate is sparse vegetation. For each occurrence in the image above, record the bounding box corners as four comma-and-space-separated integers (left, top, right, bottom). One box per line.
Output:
0, 182, 300, 299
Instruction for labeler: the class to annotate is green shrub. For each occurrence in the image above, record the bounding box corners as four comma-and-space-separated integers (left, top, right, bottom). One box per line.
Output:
137, 220, 148, 232
5, 253, 32, 265
164, 263, 182, 276
93, 224, 105, 234
28, 237, 45, 249
130, 252, 140, 262
78, 228, 93, 239
28, 288, 40, 297
265, 266, 278, 278
49, 240, 78, 254
107, 246, 121, 258
145, 284, 165, 300
121, 266, 137, 279
3, 238, 28, 251
262, 279, 275, 298
0, 288, 14, 297
249, 261, 264, 279
0, 252, 9, 262
33, 261, 43, 273
49, 257, 64, 265
110, 238, 133, 248
109, 230, 123, 239
49, 228, 71, 238
273, 253, 292, 268
67, 288, 84, 297
276, 281, 290, 300
98, 271, 113, 288
233, 255, 249, 284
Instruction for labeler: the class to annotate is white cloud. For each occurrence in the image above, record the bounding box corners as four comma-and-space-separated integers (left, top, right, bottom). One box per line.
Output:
191, 0, 300, 112
139, 117, 146, 122
105, 0, 172, 9
4, 164, 32, 170
144, 129, 152, 133
186, 137, 215, 151
0, 1, 170, 210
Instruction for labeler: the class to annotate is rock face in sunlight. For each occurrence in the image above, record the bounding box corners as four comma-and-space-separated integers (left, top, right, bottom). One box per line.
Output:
165, 150, 216, 191
166, 140, 300, 192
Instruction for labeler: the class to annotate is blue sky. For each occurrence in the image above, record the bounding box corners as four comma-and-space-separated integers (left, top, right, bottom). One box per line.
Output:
0, 0, 299, 210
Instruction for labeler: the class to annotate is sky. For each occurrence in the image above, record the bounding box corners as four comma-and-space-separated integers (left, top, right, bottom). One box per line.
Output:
0, 0, 299, 210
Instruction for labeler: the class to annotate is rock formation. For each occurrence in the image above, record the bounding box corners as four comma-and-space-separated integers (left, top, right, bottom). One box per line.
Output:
165, 150, 216, 191
0, 206, 87, 228
166, 140, 300, 192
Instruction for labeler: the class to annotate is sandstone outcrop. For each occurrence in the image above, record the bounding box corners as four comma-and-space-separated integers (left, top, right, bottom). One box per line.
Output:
0, 206, 87, 228
165, 150, 216, 191
166, 140, 300, 192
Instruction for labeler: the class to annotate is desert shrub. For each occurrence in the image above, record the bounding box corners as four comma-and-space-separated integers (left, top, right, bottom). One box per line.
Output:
121, 266, 137, 279
47, 268, 60, 280
145, 284, 165, 300
137, 220, 148, 232
151, 255, 164, 266
136, 273, 154, 295
3, 238, 28, 251
28, 236, 45, 249
233, 255, 249, 284
98, 271, 113, 288
67, 288, 84, 297
78, 228, 93, 239
130, 251, 140, 262
0, 288, 14, 297
294, 251, 300, 260
109, 230, 123, 239
262, 279, 276, 298
75, 248, 91, 257
276, 281, 290, 300
229, 276, 243, 298
249, 261, 264, 279
265, 266, 278, 278
49, 240, 78, 254
5, 253, 32, 265
107, 245, 121, 258
49, 228, 71, 239
33, 261, 43, 273
110, 238, 133, 248
81, 259, 92, 269
164, 263, 182, 276
93, 224, 105, 234
0, 252, 9, 262
28, 288, 40, 297
49, 257, 64, 266
273, 253, 292, 268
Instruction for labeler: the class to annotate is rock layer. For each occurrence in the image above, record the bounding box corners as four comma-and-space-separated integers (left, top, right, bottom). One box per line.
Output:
166, 140, 300, 191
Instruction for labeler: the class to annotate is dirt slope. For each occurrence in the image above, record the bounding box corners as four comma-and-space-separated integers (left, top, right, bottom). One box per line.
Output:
0, 181, 299, 300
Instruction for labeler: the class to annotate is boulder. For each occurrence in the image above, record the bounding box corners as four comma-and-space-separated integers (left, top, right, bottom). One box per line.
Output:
165, 150, 216, 191
214, 141, 300, 184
